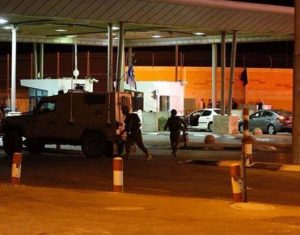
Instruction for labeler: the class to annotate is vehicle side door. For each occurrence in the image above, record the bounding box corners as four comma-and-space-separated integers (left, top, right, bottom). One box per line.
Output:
26, 100, 58, 139
249, 111, 263, 131
198, 110, 212, 129
260, 111, 274, 132
189, 110, 203, 129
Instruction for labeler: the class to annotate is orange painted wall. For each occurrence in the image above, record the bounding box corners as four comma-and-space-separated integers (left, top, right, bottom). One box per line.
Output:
134, 66, 293, 112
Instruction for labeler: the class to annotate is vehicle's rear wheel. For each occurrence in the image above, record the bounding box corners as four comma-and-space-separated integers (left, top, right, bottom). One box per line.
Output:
25, 139, 45, 154
207, 122, 213, 132
267, 124, 276, 135
3, 130, 22, 157
81, 132, 106, 158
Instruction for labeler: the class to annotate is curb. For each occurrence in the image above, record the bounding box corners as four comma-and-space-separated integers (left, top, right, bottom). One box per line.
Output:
183, 159, 300, 173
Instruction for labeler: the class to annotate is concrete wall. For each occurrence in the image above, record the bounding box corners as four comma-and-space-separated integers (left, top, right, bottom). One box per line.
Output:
124, 81, 184, 115
140, 111, 169, 132
134, 66, 293, 113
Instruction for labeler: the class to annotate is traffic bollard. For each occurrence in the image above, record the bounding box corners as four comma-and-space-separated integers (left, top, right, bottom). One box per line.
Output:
230, 163, 242, 202
11, 152, 22, 184
113, 157, 123, 192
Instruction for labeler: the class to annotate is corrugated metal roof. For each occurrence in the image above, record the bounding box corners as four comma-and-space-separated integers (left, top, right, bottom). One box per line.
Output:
0, 0, 294, 46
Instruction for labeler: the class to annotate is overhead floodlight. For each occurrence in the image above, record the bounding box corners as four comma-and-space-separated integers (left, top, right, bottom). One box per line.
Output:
3, 25, 13, 30
152, 34, 162, 39
66, 35, 77, 38
0, 18, 8, 24
112, 26, 119, 31
193, 32, 205, 36
56, 29, 67, 32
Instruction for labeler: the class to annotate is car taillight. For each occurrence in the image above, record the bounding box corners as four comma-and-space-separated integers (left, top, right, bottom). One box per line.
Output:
277, 116, 284, 122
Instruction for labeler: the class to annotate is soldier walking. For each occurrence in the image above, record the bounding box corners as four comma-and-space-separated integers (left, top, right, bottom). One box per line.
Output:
121, 105, 152, 160
164, 109, 187, 157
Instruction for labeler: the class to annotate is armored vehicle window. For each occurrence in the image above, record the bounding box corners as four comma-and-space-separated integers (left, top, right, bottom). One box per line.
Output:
38, 101, 56, 114
84, 94, 106, 105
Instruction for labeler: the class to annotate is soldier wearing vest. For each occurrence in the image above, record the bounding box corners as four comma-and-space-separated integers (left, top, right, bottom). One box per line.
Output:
121, 105, 152, 161
164, 109, 187, 157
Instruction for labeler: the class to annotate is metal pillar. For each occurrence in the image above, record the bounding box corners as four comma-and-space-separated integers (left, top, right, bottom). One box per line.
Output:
33, 43, 38, 79
221, 31, 226, 115
87, 51, 90, 77
116, 22, 125, 92
107, 23, 113, 92
57, 51, 60, 78
175, 45, 179, 82
11, 25, 17, 112
227, 31, 237, 116
128, 47, 133, 66
74, 43, 78, 81
211, 43, 217, 108
39, 43, 44, 79
293, 1, 300, 164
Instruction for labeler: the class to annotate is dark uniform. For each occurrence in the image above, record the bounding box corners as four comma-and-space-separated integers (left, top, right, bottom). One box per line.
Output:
122, 106, 152, 160
164, 109, 187, 157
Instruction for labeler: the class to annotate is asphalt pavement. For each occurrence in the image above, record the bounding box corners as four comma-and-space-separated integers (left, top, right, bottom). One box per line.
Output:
0, 132, 300, 235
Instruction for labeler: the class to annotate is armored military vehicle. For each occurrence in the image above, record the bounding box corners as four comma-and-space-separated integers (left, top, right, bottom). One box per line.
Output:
1, 91, 131, 157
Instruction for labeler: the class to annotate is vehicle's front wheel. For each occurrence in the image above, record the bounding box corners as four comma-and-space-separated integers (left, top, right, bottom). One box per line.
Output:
81, 132, 106, 158
267, 124, 276, 135
25, 139, 45, 154
3, 130, 23, 157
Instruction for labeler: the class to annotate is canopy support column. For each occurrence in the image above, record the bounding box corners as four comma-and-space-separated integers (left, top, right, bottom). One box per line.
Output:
227, 31, 237, 116
212, 43, 217, 108
10, 25, 17, 112
221, 31, 226, 115
116, 22, 125, 92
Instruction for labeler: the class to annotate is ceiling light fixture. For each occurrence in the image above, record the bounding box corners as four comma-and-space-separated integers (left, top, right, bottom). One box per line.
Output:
152, 34, 162, 39
112, 26, 119, 31
0, 18, 8, 24
56, 29, 67, 32
193, 32, 205, 36
66, 35, 77, 38
3, 25, 13, 30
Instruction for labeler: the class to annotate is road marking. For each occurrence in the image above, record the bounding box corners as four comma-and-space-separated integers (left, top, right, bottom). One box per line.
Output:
231, 202, 274, 211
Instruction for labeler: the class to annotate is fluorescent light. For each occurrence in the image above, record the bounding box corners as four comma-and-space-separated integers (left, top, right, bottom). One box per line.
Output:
3, 25, 13, 30
56, 29, 67, 32
193, 32, 205, 36
66, 35, 77, 38
0, 18, 8, 24
112, 26, 119, 31
152, 34, 162, 39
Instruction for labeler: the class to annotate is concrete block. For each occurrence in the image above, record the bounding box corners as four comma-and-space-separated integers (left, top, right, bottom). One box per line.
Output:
213, 115, 239, 134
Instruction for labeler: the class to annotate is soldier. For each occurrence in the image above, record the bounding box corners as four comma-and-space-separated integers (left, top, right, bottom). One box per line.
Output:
121, 105, 152, 160
164, 109, 187, 157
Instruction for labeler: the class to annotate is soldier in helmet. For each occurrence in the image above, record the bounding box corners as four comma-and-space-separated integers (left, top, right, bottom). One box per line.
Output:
164, 109, 187, 157
121, 105, 152, 160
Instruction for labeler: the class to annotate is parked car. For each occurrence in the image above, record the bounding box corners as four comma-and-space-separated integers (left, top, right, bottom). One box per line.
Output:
184, 108, 221, 132
238, 109, 292, 135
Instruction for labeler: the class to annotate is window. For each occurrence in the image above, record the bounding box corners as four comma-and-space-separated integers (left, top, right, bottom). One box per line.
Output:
202, 110, 211, 116
262, 111, 273, 117
38, 101, 55, 114
160, 96, 170, 112
250, 111, 261, 119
